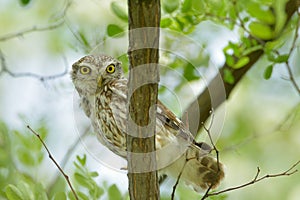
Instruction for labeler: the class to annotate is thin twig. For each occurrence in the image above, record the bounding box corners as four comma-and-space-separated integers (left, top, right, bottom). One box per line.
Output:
275, 9, 300, 95
200, 185, 213, 200
27, 125, 79, 200
47, 126, 90, 193
171, 155, 195, 200
202, 110, 220, 171
201, 160, 300, 199
285, 61, 300, 95
0, 50, 68, 82
0, 20, 64, 42
201, 110, 223, 199
0, 0, 71, 42
284, 9, 300, 95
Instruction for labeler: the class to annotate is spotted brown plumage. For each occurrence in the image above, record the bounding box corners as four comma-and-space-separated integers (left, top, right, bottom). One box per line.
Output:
71, 54, 224, 190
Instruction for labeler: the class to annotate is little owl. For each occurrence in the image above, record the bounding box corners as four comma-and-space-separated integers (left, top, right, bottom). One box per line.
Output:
71, 54, 224, 191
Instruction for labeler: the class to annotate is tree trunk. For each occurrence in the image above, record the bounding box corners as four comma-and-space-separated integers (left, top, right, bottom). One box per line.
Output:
127, 0, 160, 199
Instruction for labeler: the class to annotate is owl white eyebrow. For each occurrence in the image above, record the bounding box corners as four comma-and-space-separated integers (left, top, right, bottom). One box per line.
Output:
107, 61, 116, 66
78, 63, 94, 68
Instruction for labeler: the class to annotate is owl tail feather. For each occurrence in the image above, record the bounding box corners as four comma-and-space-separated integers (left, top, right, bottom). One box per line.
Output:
162, 144, 225, 191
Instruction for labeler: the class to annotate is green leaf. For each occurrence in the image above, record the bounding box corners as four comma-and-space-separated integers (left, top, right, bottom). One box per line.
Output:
94, 186, 105, 198
163, 0, 179, 13
181, 0, 192, 12
77, 191, 89, 200
242, 45, 263, 56
74, 172, 93, 189
232, 56, 250, 69
108, 184, 122, 200
76, 155, 86, 166
223, 68, 235, 84
247, 2, 275, 24
274, 54, 289, 63
33, 183, 48, 200
78, 31, 90, 48
267, 52, 289, 63
249, 22, 273, 40
89, 171, 99, 177
68, 191, 76, 200
117, 54, 129, 73
161, 18, 173, 28
183, 63, 199, 81
107, 24, 124, 37
229, 42, 241, 57
53, 192, 67, 200
17, 148, 35, 166
243, 16, 250, 23
18, 181, 34, 200
5, 185, 24, 200
264, 65, 273, 80
224, 54, 235, 67
241, 37, 252, 48
191, 0, 204, 11
111, 2, 128, 22
20, 0, 30, 6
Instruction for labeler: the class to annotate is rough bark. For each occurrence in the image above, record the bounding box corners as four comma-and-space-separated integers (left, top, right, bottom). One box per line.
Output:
127, 0, 160, 199
185, 0, 300, 136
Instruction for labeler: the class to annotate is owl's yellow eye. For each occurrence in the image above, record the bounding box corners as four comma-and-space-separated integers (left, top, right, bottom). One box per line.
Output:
106, 64, 115, 73
80, 66, 91, 74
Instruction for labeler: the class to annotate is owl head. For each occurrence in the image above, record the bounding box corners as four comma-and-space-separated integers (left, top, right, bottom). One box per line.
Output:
71, 55, 122, 95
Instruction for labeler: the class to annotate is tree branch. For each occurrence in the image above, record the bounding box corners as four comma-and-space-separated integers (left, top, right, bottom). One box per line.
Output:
0, 50, 68, 82
27, 125, 79, 200
0, 0, 71, 42
185, 0, 300, 135
201, 160, 300, 199
0, 20, 64, 42
0, 1, 71, 82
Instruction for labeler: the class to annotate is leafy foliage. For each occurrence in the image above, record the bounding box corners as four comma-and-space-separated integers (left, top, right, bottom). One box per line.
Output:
0, 120, 127, 200
71, 155, 104, 200
0, 121, 49, 200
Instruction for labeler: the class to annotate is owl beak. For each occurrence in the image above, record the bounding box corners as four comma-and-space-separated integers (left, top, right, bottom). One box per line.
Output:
97, 76, 103, 87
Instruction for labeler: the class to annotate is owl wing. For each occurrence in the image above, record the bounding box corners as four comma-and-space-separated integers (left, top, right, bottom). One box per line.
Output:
109, 78, 202, 149
156, 100, 195, 144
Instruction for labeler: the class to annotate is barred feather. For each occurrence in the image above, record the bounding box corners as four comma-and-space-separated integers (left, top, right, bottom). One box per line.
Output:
71, 54, 224, 191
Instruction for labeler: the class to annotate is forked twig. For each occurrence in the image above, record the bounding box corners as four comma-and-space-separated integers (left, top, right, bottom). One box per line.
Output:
284, 9, 300, 95
0, 50, 68, 82
201, 110, 223, 199
201, 160, 300, 199
48, 126, 90, 193
0, 20, 64, 42
202, 110, 220, 171
27, 125, 79, 200
0, 0, 72, 42
200, 185, 213, 200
